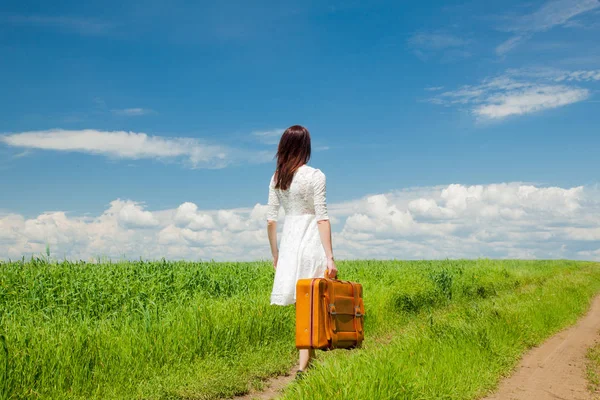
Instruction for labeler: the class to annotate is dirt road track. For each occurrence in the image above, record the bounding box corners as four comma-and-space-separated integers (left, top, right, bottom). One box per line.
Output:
483, 296, 600, 400
232, 296, 600, 400
232, 366, 299, 400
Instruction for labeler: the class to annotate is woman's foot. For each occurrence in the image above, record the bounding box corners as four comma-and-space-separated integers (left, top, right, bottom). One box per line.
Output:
295, 370, 305, 380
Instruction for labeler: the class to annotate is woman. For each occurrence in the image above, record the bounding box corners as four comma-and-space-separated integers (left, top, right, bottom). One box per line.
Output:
266, 125, 337, 377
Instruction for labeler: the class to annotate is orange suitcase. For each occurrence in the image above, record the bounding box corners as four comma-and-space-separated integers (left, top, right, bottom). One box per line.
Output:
295, 272, 365, 350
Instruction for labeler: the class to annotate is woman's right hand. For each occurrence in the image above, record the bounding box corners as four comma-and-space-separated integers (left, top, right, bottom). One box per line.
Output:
326, 258, 338, 278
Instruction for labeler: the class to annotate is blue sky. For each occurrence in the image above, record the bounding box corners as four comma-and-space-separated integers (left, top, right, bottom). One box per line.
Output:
1, 1, 599, 261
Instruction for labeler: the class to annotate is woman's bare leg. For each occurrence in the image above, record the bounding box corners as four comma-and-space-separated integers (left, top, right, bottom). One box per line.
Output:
299, 349, 315, 371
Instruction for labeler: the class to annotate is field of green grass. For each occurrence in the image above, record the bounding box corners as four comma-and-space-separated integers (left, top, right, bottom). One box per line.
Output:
1, 259, 599, 399
586, 342, 600, 395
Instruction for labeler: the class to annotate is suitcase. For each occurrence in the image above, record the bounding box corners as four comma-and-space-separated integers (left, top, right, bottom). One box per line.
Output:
295, 271, 365, 350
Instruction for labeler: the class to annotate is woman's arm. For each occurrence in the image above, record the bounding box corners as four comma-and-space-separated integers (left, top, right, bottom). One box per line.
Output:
266, 175, 280, 269
317, 220, 335, 260
318, 220, 337, 277
267, 220, 278, 269
314, 170, 337, 278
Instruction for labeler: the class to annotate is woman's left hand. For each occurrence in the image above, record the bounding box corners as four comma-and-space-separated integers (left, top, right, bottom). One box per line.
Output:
272, 254, 278, 270
326, 258, 338, 278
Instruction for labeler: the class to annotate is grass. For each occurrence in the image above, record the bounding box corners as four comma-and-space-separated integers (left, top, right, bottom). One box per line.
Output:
586, 343, 600, 396
0, 258, 599, 399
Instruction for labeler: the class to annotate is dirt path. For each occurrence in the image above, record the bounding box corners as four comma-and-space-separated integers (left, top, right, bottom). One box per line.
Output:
232, 366, 299, 400
483, 296, 600, 400
232, 296, 600, 400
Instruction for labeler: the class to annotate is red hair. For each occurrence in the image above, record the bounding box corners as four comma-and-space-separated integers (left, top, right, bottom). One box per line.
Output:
274, 125, 311, 190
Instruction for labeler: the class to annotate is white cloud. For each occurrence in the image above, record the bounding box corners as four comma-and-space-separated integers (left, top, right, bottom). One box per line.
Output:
578, 248, 600, 258
2, 182, 599, 262
503, 67, 600, 82
252, 129, 284, 145
112, 200, 159, 229
565, 227, 600, 240
0, 129, 272, 169
474, 85, 589, 119
496, 0, 600, 54
173, 202, 216, 230
512, 0, 600, 32
496, 35, 529, 56
409, 198, 456, 219
554, 69, 600, 81
111, 108, 155, 117
431, 69, 598, 120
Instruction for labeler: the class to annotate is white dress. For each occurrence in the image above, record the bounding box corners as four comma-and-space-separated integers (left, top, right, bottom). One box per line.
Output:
267, 165, 329, 306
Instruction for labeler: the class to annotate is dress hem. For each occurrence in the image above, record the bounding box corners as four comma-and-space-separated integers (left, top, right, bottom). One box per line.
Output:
270, 294, 295, 306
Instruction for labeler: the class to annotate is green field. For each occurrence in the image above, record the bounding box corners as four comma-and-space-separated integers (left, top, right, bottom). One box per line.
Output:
1, 259, 599, 399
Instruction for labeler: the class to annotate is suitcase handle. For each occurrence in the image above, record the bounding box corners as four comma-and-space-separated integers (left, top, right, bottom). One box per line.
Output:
324, 269, 339, 280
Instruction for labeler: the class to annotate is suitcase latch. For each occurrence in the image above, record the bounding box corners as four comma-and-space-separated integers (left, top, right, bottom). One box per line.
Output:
328, 303, 337, 315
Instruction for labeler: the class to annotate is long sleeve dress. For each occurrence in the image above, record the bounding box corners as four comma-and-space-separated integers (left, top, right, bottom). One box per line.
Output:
267, 165, 330, 306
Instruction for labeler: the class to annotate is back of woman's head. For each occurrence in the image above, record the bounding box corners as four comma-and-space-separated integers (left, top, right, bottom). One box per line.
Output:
274, 125, 311, 190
